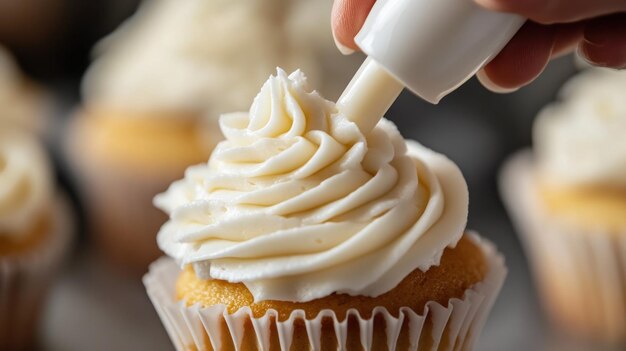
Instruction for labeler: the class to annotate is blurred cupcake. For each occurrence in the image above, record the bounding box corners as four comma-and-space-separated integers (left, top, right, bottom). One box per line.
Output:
0, 129, 73, 350
81, 0, 338, 121
0, 46, 51, 139
68, 0, 344, 273
500, 68, 626, 343
144, 69, 506, 350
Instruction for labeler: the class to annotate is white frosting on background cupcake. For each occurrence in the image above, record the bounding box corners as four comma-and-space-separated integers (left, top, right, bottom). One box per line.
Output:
0, 129, 53, 238
155, 69, 468, 302
534, 68, 626, 188
0, 46, 48, 135
82, 0, 339, 119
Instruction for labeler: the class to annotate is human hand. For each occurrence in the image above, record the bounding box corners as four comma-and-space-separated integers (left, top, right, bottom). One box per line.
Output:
331, 0, 626, 93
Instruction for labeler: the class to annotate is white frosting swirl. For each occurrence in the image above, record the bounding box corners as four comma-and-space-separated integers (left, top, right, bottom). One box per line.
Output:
82, 0, 323, 118
534, 68, 626, 188
0, 129, 53, 238
155, 69, 468, 302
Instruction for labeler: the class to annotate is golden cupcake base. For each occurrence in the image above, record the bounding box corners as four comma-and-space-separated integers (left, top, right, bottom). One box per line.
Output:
176, 236, 487, 322
144, 233, 506, 351
539, 183, 626, 233
0, 211, 51, 256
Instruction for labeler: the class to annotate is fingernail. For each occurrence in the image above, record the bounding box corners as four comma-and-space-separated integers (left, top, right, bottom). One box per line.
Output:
578, 47, 626, 70
473, 0, 500, 8
473, 0, 504, 9
332, 31, 355, 55
476, 70, 519, 94
577, 44, 607, 67
583, 33, 608, 48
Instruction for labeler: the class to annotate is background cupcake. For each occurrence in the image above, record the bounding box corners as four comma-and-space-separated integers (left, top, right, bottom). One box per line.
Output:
66, 0, 360, 274
144, 69, 506, 350
500, 68, 626, 344
82, 0, 358, 113
0, 128, 73, 350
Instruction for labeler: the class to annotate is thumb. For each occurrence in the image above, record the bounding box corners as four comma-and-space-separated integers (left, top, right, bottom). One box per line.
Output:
331, 0, 376, 55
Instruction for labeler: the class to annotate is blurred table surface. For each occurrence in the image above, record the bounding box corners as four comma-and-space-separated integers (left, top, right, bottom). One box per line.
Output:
36, 57, 623, 351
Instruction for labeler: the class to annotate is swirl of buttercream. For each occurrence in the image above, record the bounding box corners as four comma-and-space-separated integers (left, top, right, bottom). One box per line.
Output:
0, 129, 53, 238
534, 68, 626, 188
155, 69, 468, 302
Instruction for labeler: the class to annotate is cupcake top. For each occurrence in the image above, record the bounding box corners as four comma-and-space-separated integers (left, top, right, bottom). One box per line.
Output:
534, 68, 626, 188
0, 46, 47, 135
0, 129, 53, 239
155, 69, 468, 302
82, 0, 320, 119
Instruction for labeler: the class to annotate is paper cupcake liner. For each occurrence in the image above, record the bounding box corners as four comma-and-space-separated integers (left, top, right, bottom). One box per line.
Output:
500, 150, 626, 343
73, 154, 171, 272
143, 233, 506, 351
0, 194, 74, 350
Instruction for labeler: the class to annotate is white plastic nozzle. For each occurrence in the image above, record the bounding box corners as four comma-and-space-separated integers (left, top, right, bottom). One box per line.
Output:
355, 0, 526, 104
337, 57, 404, 134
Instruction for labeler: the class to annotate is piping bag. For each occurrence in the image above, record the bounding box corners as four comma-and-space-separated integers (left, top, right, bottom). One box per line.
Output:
337, 0, 526, 133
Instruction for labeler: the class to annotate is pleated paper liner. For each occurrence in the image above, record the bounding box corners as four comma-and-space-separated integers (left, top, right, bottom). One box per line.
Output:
500, 150, 626, 344
0, 194, 74, 350
144, 233, 505, 351
71, 153, 172, 272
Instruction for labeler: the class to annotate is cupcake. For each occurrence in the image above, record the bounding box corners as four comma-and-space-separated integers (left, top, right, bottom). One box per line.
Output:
67, 0, 353, 273
0, 46, 51, 138
144, 69, 506, 350
500, 68, 626, 343
0, 129, 73, 350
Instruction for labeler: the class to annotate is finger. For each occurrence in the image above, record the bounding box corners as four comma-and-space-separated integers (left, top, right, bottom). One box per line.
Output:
474, 0, 626, 24
479, 22, 556, 92
331, 0, 376, 54
579, 14, 626, 69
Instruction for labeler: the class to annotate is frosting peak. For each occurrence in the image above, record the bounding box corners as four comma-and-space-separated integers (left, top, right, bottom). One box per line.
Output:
222, 69, 334, 144
0, 129, 53, 238
155, 69, 468, 302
